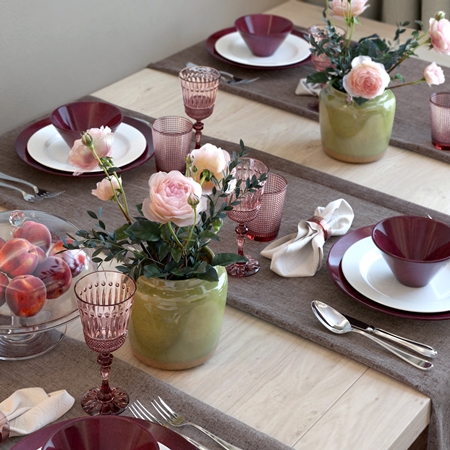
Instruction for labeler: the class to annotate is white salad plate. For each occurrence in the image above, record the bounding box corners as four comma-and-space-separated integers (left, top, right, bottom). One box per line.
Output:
215, 31, 310, 67
27, 123, 146, 173
341, 236, 450, 313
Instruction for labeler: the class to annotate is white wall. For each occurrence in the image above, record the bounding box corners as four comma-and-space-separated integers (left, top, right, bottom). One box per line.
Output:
0, 0, 284, 135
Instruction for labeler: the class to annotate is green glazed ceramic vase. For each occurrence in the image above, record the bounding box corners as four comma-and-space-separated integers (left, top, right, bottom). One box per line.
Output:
128, 266, 228, 370
319, 83, 396, 163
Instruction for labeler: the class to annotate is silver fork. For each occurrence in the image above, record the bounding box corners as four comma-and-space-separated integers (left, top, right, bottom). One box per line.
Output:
129, 400, 210, 450
0, 172, 64, 199
0, 181, 36, 202
152, 397, 241, 450
186, 62, 259, 86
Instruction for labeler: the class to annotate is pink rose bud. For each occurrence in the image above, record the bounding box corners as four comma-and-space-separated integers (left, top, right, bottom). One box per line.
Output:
92, 177, 122, 201
329, 0, 369, 18
424, 62, 446, 86
429, 16, 450, 55
343, 56, 390, 99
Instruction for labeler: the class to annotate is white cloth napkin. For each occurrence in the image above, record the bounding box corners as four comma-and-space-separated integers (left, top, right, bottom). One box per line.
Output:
295, 78, 322, 96
0, 388, 74, 437
261, 199, 354, 277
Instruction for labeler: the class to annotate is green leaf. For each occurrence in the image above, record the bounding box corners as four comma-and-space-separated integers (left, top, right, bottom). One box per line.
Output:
143, 264, 161, 279
306, 72, 329, 85
212, 253, 248, 266
126, 219, 161, 241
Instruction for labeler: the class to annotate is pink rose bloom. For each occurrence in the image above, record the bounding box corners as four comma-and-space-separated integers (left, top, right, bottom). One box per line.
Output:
429, 16, 450, 55
329, 0, 369, 17
424, 62, 445, 86
92, 176, 122, 201
69, 126, 114, 174
190, 143, 231, 194
343, 56, 390, 99
142, 171, 207, 227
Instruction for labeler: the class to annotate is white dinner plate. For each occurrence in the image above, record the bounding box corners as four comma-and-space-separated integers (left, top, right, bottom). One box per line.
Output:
215, 31, 310, 67
27, 123, 147, 173
341, 236, 450, 313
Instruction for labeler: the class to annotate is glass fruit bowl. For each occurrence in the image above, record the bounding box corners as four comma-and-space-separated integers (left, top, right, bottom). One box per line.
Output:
0, 210, 95, 360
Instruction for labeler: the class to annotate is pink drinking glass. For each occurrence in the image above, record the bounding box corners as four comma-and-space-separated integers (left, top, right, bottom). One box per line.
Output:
247, 173, 287, 242
74, 271, 136, 416
179, 67, 221, 149
430, 92, 450, 150
226, 158, 269, 277
308, 24, 345, 71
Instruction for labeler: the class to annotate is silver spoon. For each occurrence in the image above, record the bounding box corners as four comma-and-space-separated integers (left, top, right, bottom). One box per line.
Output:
311, 300, 433, 371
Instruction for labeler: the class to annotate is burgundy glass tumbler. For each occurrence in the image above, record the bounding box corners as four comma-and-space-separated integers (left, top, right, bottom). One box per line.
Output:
152, 116, 193, 172
247, 173, 287, 242
75, 271, 136, 416
430, 92, 450, 150
179, 67, 221, 149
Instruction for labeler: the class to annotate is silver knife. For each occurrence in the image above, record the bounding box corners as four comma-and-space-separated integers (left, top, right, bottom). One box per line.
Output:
343, 314, 437, 358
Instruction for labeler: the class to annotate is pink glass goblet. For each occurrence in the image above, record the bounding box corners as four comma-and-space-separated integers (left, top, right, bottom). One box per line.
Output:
226, 158, 269, 277
74, 271, 136, 416
179, 66, 221, 149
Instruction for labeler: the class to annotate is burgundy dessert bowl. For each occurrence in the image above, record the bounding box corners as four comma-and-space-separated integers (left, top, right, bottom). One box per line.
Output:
234, 14, 294, 57
51, 101, 123, 148
372, 215, 450, 288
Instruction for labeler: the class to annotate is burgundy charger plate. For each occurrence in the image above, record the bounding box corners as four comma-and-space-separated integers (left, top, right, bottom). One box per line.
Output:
206, 27, 311, 70
15, 116, 154, 178
327, 225, 450, 320
11, 416, 196, 450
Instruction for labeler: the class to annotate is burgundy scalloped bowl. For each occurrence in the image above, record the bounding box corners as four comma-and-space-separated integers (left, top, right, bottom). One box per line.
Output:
372, 215, 450, 288
42, 416, 158, 450
234, 14, 294, 57
51, 101, 123, 148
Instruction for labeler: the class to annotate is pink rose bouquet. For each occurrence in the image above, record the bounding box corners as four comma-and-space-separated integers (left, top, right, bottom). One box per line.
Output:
307, 1, 449, 104
66, 131, 265, 281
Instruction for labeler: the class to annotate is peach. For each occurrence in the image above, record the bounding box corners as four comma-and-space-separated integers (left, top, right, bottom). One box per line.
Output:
33, 256, 72, 299
0, 236, 6, 251
0, 273, 8, 307
49, 239, 87, 277
13, 221, 52, 252
6, 275, 46, 317
0, 238, 40, 277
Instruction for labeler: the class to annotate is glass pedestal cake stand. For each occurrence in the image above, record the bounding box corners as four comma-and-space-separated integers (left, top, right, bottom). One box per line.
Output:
0, 210, 95, 360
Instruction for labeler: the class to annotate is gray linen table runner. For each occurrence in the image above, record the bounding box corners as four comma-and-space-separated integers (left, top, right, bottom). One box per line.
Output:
1, 102, 450, 448
147, 28, 450, 165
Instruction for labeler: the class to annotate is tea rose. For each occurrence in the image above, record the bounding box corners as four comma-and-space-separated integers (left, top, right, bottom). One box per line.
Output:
190, 143, 231, 194
343, 56, 390, 99
329, 0, 369, 18
142, 171, 207, 227
429, 15, 450, 55
424, 62, 445, 86
92, 176, 122, 201
69, 126, 114, 174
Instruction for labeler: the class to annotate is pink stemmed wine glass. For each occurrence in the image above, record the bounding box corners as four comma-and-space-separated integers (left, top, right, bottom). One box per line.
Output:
226, 158, 269, 277
74, 271, 136, 416
179, 66, 221, 149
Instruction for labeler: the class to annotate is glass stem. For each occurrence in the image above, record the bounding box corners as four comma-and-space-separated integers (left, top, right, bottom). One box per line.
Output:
193, 121, 204, 149
97, 352, 113, 402
235, 222, 248, 256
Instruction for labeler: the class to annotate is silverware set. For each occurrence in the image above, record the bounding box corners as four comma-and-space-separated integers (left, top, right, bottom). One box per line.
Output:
311, 301, 436, 371
130, 397, 241, 450
0, 172, 64, 202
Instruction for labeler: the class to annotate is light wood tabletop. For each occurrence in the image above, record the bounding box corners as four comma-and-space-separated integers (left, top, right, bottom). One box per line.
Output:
64, 1, 445, 448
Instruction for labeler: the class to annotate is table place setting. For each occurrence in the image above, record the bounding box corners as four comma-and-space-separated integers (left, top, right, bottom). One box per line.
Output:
2, 93, 450, 448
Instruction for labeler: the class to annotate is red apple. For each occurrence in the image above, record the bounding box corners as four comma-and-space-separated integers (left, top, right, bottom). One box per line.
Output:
49, 239, 87, 277
13, 221, 52, 252
33, 256, 72, 299
5, 275, 46, 317
0, 238, 40, 277
0, 273, 8, 307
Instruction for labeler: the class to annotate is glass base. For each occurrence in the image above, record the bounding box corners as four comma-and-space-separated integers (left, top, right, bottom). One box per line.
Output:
432, 140, 450, 150
226, 256, 260, 277
81, 387, 129, 416
0, 326, 66, 360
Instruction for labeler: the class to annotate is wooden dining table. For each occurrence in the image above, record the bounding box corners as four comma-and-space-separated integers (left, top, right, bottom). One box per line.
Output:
58, 1, 450, 448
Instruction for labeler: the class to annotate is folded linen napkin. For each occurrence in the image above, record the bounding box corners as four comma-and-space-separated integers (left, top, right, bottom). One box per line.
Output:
0, 388, 74, 441
295, 78, 322, 96
261, 199, 354, 277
